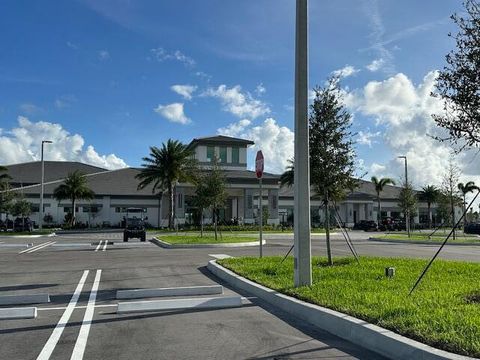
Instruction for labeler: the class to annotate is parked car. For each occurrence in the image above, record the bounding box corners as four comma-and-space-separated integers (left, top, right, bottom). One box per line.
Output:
465, 223, 480, 235
379, 217, 406, 231
14, 217, 34, 232
353, 220, 378, 231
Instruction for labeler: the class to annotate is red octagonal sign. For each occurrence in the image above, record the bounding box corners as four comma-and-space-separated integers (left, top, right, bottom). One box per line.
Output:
255, 150, 264, 179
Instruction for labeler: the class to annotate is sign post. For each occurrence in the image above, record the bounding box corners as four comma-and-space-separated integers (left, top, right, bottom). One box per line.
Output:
255, 151, 264, 258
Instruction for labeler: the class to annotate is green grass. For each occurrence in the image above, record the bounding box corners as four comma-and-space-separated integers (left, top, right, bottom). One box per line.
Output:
375, 234, 480, 244
0, 230, 54, 236
218, 256, 480, 357
158, 234, 258, 244
148, 228, 329, 234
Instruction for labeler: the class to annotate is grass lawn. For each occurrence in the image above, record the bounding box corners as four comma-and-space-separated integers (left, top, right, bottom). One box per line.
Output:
158, 234, 258, 244
218, 256, 480, 357
0, 230, 54, 236
148, 228, 329, 234
375, 233, 480, 244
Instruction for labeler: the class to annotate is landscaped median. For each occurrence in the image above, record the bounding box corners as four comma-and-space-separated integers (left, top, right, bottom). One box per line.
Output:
211, 256, 480, 359
370, 233, 480, 245
151, 233, 265, 248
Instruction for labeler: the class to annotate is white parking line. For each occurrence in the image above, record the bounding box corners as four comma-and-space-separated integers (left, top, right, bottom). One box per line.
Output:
94, 240, 103, 252
102, 241, 107, 252
209, 254, 232, 259
36, 270, 89, 360
71, 269, 102, 360
19, 241, 55, 254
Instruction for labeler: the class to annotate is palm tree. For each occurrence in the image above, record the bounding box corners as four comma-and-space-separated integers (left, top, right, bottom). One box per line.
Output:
280, 159, 294, 188
53, 171, 95, 226
371, 176, 396, 226
420, 185, 440, 229
0, 166, 12, 220
136, 139, 197, 229
457, 181, 479, 228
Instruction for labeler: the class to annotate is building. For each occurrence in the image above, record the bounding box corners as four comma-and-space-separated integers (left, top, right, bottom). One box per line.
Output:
1, 135, 457, 228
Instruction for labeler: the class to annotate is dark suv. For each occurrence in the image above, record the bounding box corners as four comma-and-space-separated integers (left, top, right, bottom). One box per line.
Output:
465, 223, 480, 235
353, 220, 378, 231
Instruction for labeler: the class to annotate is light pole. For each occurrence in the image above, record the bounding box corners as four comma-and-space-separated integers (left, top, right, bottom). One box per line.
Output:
39, 140, 52, 230
293, 0, 312, 287
398, 156, 410, 237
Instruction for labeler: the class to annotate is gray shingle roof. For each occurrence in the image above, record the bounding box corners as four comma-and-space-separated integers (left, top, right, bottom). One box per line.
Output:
189, 135, 254, 147
4, 161, 107, 185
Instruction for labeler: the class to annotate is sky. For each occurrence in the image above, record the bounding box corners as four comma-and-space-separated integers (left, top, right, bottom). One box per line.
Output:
1, 0, 479, 204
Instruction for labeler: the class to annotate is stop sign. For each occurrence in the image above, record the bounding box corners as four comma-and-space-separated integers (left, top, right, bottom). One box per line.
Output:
255, 150, 264, 179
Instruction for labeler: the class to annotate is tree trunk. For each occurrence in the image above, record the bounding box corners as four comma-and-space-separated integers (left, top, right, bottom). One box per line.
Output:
324, 193, 332, 266
451, 196, 456, 240
158, 192, 163, 229
214, 208, 218, 241
428, 202, 432, 229
200, 209, 204, 237
377, 195, 381, 226
463, 195, 466, 228
168, 184, 174, 229
71, 198, 76, 227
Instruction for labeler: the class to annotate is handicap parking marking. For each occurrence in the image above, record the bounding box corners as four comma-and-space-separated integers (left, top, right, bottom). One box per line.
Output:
208, 254, 232, 259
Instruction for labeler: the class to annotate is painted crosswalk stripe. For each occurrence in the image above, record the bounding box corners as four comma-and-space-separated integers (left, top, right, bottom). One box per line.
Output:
94, 240, 103, 252
19, 241, 55, 254
70, 269, 102, 360
102, 241, 107, 252
36, 270, 89, 360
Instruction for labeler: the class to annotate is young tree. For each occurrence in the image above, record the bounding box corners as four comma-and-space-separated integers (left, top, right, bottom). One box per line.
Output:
398, 181, 417, 233
457, 181, 479, 227
12, 198, 32, 230
53, 171, 95, 227
136, 140, 197, 229
442, 158, 461, 239
371, 176, 396, 226
309, 78, 357, 265
194, 158, 227, 240
0, 166, 13, 221
433, 0, 480, 149
420, 185, 440, 229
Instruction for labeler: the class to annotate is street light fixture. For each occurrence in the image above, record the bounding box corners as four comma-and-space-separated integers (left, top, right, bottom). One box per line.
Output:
398, 156, 410, 237
39, 140, 53, 230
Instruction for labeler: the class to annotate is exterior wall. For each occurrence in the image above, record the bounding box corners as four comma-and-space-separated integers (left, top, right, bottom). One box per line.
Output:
194, 144, 248, 170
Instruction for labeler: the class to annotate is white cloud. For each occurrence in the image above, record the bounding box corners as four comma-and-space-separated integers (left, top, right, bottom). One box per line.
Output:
66, 41, 79, 50
357, 130, 381, 147
171, 85, 197, 100
217, 118, 293, 174
255, 83, 266, 95
0, 116, 127, 169
369, 163, 387, 177
332, 65, 359, 78
19, 103, 43, 115
366, 58, 385, 72
54, 94, 77, 109
98, 50, 110, 61
204, 85, 270, 119
153, 103, 191, 124
150, 47, 195, 67
346, 70, 480, 188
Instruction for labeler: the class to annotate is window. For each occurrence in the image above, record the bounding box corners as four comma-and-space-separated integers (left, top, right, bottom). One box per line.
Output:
177, 193, 183, 209
247, 195, 253, 209
64, 206, 79, 213
219, 147, 227, 163
207, 146, 215, 161
232, 147, 239, 163
83, 206, 100, 213
272, 196, 277, 210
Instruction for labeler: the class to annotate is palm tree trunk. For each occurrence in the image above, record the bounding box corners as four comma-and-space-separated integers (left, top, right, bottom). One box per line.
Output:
71, 198, 76, 227
428, 202, 432, 229
214, 208, 218, 241
377, 195, 381, 227
200, 209, 204, 237
168, 184, 174, 229
463, 195, 466, 229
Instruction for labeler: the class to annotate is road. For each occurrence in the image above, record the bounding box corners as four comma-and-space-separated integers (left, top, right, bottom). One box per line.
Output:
0, 230, 478, 360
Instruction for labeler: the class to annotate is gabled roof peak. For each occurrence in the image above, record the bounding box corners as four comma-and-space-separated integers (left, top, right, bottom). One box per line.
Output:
189, 135, 254, 146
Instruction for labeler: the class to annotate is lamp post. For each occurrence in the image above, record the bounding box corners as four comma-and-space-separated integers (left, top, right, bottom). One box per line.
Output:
293, 0, 312, 287
39, 140, 52, 230
398, 156, 410, 237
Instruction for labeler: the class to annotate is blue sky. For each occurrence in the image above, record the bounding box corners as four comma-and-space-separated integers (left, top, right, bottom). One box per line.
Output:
2, 0, 477, 192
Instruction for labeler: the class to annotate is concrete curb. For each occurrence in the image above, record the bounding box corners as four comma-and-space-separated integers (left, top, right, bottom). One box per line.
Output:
116, 285, 223, 299
151, 237, 266, 248
0, 294, 50, 305
0, 307, 37, 319
207, 260, 474, 360
369, 237, 480, 246
117, 296, 243, 313
55, 229, 122, 235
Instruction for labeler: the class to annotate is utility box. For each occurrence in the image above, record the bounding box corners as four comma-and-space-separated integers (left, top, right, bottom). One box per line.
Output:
385, 267, 396, 278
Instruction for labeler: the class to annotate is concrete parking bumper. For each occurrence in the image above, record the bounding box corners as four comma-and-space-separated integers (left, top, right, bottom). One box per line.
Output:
0, 293, 50, 305
0, 307, 37, 319
116, 285, 223, 299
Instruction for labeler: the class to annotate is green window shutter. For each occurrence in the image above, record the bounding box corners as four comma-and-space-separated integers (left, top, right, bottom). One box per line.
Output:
232, 147, 239, 164
219, 147, 227, 163
207, 146, 214, 161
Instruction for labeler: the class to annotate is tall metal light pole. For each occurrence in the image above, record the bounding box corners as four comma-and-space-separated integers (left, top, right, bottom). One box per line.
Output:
294, 0, 312, 287
39, 140, 52, 230
398, 156, 410, 237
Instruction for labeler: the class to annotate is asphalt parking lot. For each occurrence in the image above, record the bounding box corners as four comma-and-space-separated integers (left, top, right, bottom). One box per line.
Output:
0, 230, 478, 359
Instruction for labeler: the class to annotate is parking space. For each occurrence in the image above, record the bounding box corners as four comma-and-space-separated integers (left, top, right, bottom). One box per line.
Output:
0, 231, 390, 359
